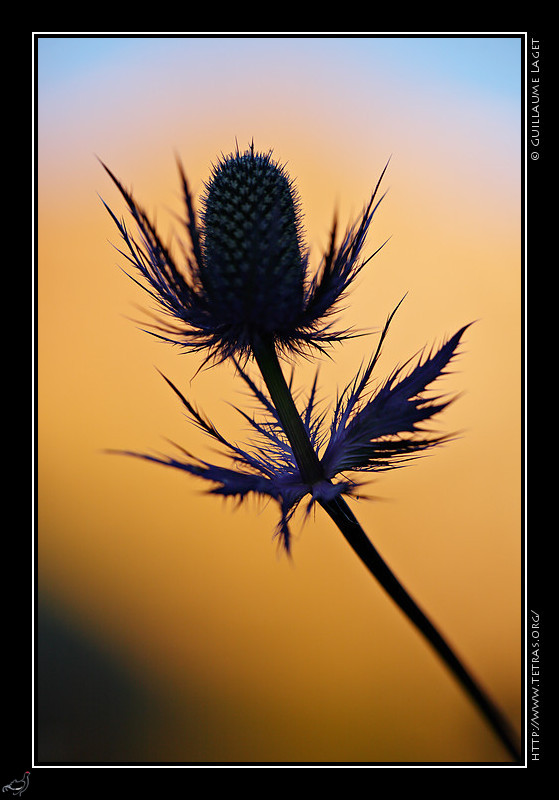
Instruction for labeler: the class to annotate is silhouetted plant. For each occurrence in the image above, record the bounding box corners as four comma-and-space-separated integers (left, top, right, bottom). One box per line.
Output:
101, 144, 521, 762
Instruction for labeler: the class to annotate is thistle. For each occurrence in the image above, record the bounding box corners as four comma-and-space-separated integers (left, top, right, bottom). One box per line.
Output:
102, 144, 521, 762
100, 143, 386, 365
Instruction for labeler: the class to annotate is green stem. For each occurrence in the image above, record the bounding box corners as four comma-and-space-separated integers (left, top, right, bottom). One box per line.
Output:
252, 336, 521, 763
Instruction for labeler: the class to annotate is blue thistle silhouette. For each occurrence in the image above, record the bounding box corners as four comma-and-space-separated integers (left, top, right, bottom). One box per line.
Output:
100, 142, 387, 364
102, 145, 521, 762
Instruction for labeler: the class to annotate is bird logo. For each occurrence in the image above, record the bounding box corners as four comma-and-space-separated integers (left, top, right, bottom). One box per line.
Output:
2, 772, 30, 796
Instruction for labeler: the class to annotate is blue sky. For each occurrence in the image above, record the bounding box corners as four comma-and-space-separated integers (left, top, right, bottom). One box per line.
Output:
37, 34, 522, 103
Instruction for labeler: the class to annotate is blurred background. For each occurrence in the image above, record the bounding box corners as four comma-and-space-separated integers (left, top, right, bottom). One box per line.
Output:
36, 35, 522, 764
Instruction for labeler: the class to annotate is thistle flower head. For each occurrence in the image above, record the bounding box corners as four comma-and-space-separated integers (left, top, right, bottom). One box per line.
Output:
199, 148, 306, 340
101, 143, 388, 364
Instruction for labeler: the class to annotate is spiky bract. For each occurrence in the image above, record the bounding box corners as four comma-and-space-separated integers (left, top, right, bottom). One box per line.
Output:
117, 309, 470, 552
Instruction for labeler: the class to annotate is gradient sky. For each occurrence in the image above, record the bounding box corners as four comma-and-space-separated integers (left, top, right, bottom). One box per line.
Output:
37, 34, 523, 765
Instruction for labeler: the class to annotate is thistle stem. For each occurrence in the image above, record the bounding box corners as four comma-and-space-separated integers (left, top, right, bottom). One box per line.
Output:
318, 494, 522, 763
253, 337, 325, 485
252, 337, 521, 763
